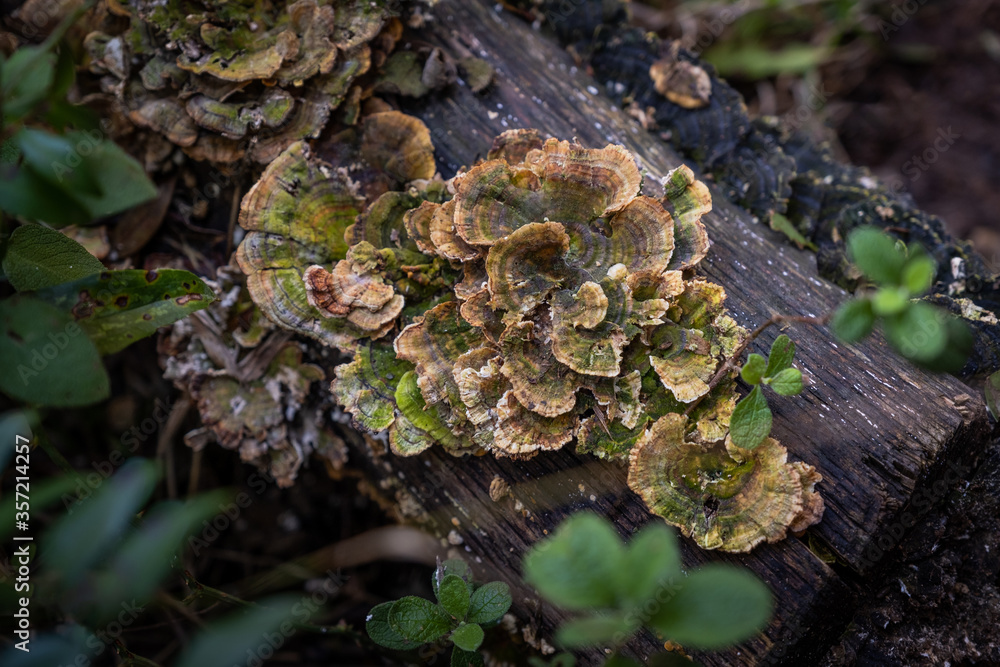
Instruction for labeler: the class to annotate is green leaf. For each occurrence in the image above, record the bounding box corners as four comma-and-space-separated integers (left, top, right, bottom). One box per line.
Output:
174, 596, 299, 667
0, 295, 109, 407
452, 646, 486, 667
3, 223, 104, 291
768, 212, 817, 251
847, 226, 906, 285
649, 564, 773, 649
767, 368, 803, 396
523, 513, 624, 610
615, 523, 681, 608
882, 302, 948, 364
0, 162, 92, 225
15, 128, 102, 197
986, 371, 1000, 422
1, 47, 55, 120
388, 596, 454, 643
433, 558, 472, 596
764, 334, 795, 377
65, 135, 158, 220
437, 574, 471, 619
44, 458, 160, 588
831, 298, 875, 344
85, 492, 228, 623
49, 43, 77, 102
704, 42, 829, 78
366, 602, 421, 650
44, 99, 100, 133
886, 306, 971, 373
729, 386, 772, 450
33, 269, 215, 355
467, 581, 512, 624
871, 286, 910, 316
901, 256, 936, 295
451, 623, 485, 652
554, 613, 638, 649
740, 353, 766, 385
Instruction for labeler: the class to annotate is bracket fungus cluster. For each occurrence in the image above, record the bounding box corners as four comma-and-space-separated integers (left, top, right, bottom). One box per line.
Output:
160, 268, 347, 487
236, 121, 824, 550
628, 414, 824, 552
83, 0, 391, 167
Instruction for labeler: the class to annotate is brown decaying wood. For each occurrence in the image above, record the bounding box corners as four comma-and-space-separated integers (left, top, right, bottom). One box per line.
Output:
326, 1, 992, 663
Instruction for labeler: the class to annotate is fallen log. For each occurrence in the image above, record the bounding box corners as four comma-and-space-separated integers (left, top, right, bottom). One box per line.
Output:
327, 1, 992, 663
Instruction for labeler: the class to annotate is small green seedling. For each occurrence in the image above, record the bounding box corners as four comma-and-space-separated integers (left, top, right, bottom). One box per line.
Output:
731, 334, 803, 449
366, 558, 512, 666
522, 514, 772, 662
831, 226, 971, 372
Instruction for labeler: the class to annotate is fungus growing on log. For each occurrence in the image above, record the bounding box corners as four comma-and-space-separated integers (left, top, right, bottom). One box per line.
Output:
627, 413, 824, 552
83, 0, 388, 166
236, 124, 822, 548
160, 268, 346, 487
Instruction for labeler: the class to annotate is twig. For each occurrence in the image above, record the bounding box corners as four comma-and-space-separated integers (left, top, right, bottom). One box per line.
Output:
684, 313, 829, 417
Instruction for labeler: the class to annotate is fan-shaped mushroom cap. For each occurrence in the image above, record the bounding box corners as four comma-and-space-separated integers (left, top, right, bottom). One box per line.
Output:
330, 341, 404, 433
303, 242, 404, 333
453, 139, 642, 246
648, 280, 742, 402
493, 390, 577, 457
550, 284, 628, 378
394, 301, 487, 413
649, 56, 712, 110
453, 349, 506, 427
486, 221, 571, 320
487, 128, 544, 163
129, 99, 198, 147
236, 142, 372, 350
404, 199, 479, 262
628, 413, 823, 552
361, 111, 436, 183
89, 0, 381, 167
390, 370, 468, 456
498, 317, 587, 418
178, 30, 300, 82
662, 165, 712, 271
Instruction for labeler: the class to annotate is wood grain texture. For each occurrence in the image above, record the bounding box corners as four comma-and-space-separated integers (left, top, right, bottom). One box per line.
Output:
329, 1, 992, 663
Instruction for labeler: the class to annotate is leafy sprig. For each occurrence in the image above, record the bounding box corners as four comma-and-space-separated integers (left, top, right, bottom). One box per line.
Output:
730, 334, 804, 449
366, 558, 512, 665
831, 226, 971, 372
521, 514, 772, 662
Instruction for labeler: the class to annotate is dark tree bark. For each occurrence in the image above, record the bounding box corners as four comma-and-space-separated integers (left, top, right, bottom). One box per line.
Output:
328, 2, 993, 664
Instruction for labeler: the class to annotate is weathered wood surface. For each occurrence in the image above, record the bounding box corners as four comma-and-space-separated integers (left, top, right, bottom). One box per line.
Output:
331, 1, 993, 663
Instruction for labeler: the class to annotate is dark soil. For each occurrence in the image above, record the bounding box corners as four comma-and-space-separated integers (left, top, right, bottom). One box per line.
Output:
830, 0, 1000, 271
819, 432, 1000, 666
